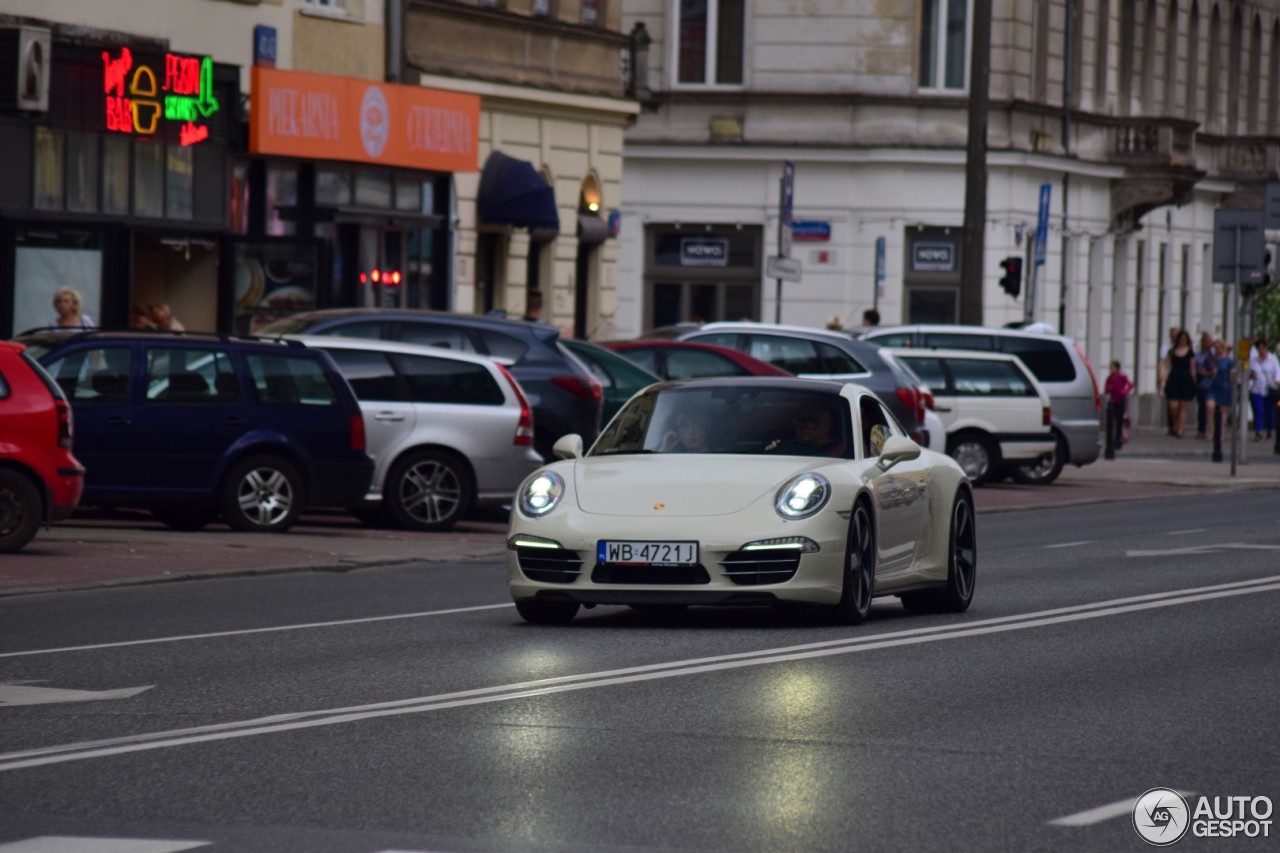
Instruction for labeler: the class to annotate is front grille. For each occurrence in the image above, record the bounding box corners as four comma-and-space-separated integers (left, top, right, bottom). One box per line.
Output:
718, 549, 802, 586
516, 547, 583, 584
591, 563, 711, 585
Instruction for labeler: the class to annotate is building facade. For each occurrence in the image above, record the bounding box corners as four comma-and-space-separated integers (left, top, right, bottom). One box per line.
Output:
619, 0, 1280, 397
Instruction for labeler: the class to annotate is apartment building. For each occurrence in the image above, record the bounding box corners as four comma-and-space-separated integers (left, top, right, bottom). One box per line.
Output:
620, 1, 1280, 394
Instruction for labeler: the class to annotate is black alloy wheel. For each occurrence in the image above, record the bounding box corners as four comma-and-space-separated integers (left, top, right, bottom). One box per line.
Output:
833, 501, 876, 624
0, 469, 41, 554
901, 490, 978, 614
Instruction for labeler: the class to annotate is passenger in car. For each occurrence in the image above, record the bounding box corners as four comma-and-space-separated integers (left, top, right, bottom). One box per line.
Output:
658, 408, 716, 453
766, 402, 846, 456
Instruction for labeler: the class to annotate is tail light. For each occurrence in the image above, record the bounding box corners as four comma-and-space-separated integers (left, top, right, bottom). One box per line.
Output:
498, 364, 535, 447
921, 389, 936, 411
895, 386, 926, 425
552, 375, 603, 402
1043, 407, 1052, 426
349, 413, 366, 452
1076, 343, 1101, 413
55, 399, 73, 448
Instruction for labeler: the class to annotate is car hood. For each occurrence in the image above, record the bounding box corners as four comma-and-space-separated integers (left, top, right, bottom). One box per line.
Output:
571, 454, 841, 516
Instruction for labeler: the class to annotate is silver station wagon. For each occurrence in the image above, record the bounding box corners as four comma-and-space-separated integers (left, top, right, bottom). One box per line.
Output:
291, 336, 543, 531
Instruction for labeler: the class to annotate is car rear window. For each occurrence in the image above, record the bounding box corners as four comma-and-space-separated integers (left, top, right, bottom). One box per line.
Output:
896, 356, 949, 392
245, 353, 341, 406
401, 323, 478, 353
745, 335, 824, 374
946, 358, 1038, 396
618, 347, 660, 375
866, 331, 914, 347
324, 349, 404, 401
923, 332, 996, 350
478, 330, 529, 361
999, 337, 1076, 382
391, 353, 504, 405
817, 343, 866, 374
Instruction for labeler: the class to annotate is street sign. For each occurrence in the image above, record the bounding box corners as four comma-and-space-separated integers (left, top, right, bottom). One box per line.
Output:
874, 236, 886, 300
792, 220, 831, 241
1212, 209, 1266, 283
1034, 183, 1051, 266
767, 255, 802, 282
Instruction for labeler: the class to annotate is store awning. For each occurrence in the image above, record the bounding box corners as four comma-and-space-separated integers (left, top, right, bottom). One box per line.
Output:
477, 152, 560, 232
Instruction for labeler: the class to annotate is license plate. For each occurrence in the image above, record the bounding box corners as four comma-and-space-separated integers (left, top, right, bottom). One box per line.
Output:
597, 540, 699, 566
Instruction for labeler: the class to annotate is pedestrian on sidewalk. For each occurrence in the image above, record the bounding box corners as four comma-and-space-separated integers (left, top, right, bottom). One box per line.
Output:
1195, 331, 1215, 439
1205, 338, 1235, 461
1104, 360, 1134, 460
1158, 326, 1178, 435
1162, 329, 1197, 438
1248, 338, 1280, 441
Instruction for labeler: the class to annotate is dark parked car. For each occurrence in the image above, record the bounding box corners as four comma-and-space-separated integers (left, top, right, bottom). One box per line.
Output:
606, 339, 793, 380
259, 309, 603, 461
672, 322, 928, 442
0, 342, 84, 552
21, 330, 373, 533
560, 339, 661, 425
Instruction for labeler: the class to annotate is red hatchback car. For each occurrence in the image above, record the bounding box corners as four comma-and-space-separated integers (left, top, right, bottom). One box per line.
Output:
606, 340, 793, 380
0, 342, 84, 552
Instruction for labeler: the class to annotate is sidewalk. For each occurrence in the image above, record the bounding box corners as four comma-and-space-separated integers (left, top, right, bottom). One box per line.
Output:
3, 426, 1277, 598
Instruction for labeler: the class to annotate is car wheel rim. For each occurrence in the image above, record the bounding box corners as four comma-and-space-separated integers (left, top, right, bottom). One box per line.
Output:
953, 442, 989, 481
952, 498, 977, 600
400, 460, 461, 524
237, 468, 293, 527
849, 505, 875, 615
0, 487, 23, 537
1022, 447, 1057, 478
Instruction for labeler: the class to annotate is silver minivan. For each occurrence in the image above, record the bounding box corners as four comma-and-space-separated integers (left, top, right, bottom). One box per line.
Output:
860, 325, 1101, 484
291, 336, 543, 530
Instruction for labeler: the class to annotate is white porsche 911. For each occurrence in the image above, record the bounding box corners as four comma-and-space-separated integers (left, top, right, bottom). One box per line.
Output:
507, 378, 976, 625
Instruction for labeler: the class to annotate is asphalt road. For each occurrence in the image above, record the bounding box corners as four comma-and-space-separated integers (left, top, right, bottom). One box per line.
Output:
1, 492, 1278, 852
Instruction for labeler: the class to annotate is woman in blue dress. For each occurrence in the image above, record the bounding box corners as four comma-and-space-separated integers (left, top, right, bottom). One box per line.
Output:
1204, 339, 1235, 452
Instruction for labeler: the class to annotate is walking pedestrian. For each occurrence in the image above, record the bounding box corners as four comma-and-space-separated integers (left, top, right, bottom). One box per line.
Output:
1162, 329, 1197, 438
1158, 327, 1178, 435
50, 286, 94, 329
1195, 331, 1215, 439
1103, 360, 1133, 460
1248, 339, 1280, 441
1205, 338, 1235, 461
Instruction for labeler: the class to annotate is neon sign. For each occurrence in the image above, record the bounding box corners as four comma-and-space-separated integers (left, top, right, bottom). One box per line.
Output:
102, 47, 220, 145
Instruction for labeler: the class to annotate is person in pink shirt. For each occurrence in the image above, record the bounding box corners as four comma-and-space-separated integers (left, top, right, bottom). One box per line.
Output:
1104, 360, 1134, 460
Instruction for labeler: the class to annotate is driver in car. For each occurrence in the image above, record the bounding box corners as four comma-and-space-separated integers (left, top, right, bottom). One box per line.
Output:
766, 402, 846, 456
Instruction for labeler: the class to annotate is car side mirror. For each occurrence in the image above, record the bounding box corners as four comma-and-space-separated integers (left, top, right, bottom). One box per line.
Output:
553, 434, 584, 460
877, 435, 921, 470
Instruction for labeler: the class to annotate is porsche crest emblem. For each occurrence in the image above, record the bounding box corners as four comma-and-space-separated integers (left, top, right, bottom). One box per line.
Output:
653, 503, 665, 511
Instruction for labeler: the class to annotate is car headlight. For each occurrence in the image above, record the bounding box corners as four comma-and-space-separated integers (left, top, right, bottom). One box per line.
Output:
519, 471, 565, 517
774, 473, 831, 520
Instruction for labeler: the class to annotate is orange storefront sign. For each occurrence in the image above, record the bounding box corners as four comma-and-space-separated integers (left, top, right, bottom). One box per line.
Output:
249, 67, 479, 172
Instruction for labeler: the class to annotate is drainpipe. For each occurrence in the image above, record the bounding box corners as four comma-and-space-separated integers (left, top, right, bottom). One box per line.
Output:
386, 0, 403, 83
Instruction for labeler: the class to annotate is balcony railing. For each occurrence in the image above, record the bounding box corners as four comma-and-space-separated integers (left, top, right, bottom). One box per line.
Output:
1112, 119, 1196, 167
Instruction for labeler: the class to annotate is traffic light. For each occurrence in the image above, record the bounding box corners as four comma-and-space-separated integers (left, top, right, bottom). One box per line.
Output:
999, 256, 1023, 298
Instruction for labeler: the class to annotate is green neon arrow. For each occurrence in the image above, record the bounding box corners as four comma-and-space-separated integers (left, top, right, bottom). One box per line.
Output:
195, 56, 220, 118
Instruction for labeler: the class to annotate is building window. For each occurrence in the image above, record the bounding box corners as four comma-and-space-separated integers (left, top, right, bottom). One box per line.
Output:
582, 0, 600, 26
33, 127, 64, 211
677, 0, 745, 86
918, 0, 969, 91
532, 0, 551, 16
166, 145, 194, 220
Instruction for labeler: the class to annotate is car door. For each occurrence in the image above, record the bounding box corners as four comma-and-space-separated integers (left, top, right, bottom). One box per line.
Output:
41, 343, 137, 499
129, 344, 246, 498
947, 356, 1041, 438
321, 347, 417, 487
860, 395, 929, 576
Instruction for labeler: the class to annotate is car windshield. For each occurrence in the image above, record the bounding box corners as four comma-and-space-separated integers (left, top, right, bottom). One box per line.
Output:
590, 385, 852, 458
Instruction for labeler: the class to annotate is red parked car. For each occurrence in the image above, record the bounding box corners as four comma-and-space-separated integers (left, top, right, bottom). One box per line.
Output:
0, 342, 84, 552
606, 340, 793, 380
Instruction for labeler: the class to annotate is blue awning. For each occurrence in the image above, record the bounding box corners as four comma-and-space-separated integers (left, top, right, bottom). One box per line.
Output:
476, 152, 560, 232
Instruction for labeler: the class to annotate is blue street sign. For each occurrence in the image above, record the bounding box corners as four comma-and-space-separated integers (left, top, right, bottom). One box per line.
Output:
1034, 183, 1051, 266
254, 25, 277, 68
875, 236, 886, 284
792, 221, 831, 241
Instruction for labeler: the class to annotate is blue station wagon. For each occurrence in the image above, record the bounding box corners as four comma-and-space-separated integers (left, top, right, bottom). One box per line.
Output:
26, 331, 373, 533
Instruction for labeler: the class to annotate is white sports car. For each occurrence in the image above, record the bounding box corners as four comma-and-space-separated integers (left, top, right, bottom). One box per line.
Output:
507, 378, 977, 624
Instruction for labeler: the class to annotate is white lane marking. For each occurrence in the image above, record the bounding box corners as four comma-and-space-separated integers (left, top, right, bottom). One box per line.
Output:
0, 838, 209, 852
1128, 543, 1280, 557
0, 603, 514, 659
1, 576, 1278, 774
1048, 790, 1195, 826
1044, 541, 1091, 549
0, 683, 153, 707
1166, 529, 1206, 536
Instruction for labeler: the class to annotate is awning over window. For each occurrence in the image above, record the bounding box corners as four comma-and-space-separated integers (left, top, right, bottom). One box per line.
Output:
476, 152, 560, 232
